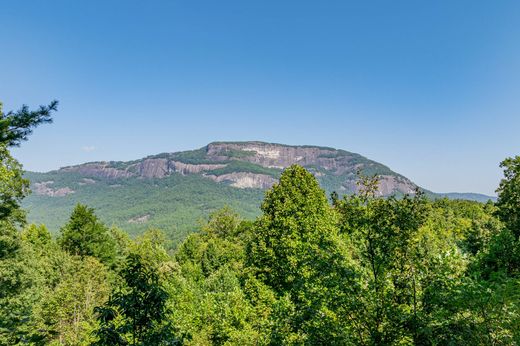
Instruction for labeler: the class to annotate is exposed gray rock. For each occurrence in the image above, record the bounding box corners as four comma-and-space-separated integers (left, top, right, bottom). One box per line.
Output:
54, 141, 418, 196
377, 175, 416, 196
205, 172, 277, 189
128, 214, 151, 224
170, 161, 226, 175
207, 142, 363, 175
34, 181, 75, 197
137, 158, 169, 178
61, 163, 134, 179
206, 142, 335, 169
343, 174, 417, 196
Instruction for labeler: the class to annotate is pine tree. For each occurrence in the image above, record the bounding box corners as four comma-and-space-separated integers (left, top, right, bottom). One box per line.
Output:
59, 204, 117, 266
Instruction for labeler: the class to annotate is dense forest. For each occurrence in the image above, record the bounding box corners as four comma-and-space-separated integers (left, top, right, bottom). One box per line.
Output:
1, 102, 519, 345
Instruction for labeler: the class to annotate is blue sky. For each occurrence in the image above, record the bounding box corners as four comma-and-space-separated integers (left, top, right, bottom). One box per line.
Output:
1, 1, 519, 195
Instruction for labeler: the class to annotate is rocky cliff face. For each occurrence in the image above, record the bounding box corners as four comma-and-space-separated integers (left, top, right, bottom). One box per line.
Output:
51, 141, 418, 196
61, 163, 134, 179
205, 172, 278, 189
137, 159, 169, 178
34, 181, 75, 197
170, 161, 226, 175
206, 142, 350, 171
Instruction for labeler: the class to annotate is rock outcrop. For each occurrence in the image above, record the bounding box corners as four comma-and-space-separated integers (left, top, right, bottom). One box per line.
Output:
206, 142, 371, 175
61, 163, 134, 179
52, 141, 418, 196
205, 172, 277, 189
170, 161, 226, 175
34, 181, 75, 197
136, 159, 169, 178
128, 214, 151, 224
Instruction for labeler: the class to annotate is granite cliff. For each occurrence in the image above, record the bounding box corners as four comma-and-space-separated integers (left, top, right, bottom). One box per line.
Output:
52, 141, 417, 196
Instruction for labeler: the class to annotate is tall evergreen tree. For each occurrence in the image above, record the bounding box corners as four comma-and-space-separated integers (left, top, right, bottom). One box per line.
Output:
0, 101, 57, 224
59, 204, 117, 266
0, 100, 57, 345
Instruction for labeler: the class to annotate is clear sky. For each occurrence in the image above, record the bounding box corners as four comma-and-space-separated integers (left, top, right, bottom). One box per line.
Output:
1, 1, 519, 196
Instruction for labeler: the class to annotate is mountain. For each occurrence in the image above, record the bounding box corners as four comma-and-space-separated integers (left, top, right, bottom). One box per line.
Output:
22, 141, 494, 244
439, 192, 497, 203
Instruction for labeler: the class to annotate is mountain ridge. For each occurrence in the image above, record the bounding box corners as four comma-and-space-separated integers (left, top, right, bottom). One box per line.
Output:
22, 141, 496, 243
46, 141, 418, 195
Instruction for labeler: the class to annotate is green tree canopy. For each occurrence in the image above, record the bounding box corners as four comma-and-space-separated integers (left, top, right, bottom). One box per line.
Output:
0, 100, 57, 345
92, 253, 177, 346
0, 146, 29, 224
248, 165, 341, 292
248, 165, 357, 344
58, 204, 117, 266
496, 156, 520, 237
0, 100, 57, 225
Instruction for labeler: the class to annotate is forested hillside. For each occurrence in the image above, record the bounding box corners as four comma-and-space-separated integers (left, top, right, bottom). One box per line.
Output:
23, 142, 495, 245
23, 171, 264, 244
2, 102, 518, 345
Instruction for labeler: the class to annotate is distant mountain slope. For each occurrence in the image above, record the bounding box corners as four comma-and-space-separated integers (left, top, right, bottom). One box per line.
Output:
22, 141, 494, 244
23, 171, 263, 244
439, 192, 497, 203
52, 141, 419, 194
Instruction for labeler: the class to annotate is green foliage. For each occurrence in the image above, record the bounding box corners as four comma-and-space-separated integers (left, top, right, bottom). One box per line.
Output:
21, 223, 52, 245
172, 148, 213, 164
474, 229, 520, 279
176, 208, 247, 280
335, 176, 434, 344
429, 198, 502, 255
217, 148, 255, 158
34, 256, 111, 345
92, 253, 177, 346
2, 113, 520, 346
170, 208, 268, 345
0, 219, 21, 260
0, 100, 57, 345
108, 159, 141, 171
0, 223, 110, 345
129, 229, 172, 269
250, 165, 340, 291
23, 171, 264, 246
22, 142, 493, 246
58, 204, 117, 266
248, 165, 358, 344
0, 222, 27, 345
0, 145, 29, 224
199, 206, 242, 239
496, 156, 520, 237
